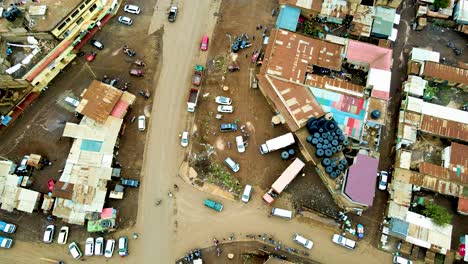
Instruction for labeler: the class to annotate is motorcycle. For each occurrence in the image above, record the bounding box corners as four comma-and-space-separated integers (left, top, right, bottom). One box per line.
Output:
122, 45, 136, 57
139, 90, 150, 99
133, 59, 146, 66
228, 65, 240, 72
216, 247, 221, 257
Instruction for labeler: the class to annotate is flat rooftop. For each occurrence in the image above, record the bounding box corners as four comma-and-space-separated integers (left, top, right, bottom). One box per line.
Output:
0, 0, 83, 32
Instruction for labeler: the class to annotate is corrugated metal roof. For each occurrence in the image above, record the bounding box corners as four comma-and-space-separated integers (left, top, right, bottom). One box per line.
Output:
449, 143, 468, 175
421, 102, 468, 124
305, 74, 364, 96
403, 75, 427, 97
405, 211, 452, 250
420, 115, 468, 142
77, 80, 123, 123
348, 5, 374, 37
410, 48, 440, 63
388, 201, 409, 219
367, 68, 391, 100
422, 62, 468, 85
0, 160, 14, 176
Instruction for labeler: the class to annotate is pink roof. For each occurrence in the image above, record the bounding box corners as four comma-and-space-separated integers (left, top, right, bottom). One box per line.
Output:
344, 154, 379, 206
101, 208, 116, 219
110, 100, 130, 118
346, 40, 393, 71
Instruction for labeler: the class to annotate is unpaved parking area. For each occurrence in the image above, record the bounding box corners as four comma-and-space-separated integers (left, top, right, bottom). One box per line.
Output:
0, 0, 162, 243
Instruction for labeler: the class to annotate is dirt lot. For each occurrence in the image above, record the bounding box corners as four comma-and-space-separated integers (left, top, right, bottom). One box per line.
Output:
0, 0, 162, 242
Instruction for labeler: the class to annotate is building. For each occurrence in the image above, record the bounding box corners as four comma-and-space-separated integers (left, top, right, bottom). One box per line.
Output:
276, 5, 302, 32
0, 160, 41, 213
278, 0, 323, 18
0, 0, 120, 127
371, 6, 398, 39
258, 28, 392, 211
52, 81, 135, 225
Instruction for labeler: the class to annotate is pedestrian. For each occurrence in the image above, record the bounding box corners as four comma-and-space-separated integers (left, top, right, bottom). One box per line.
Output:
252, 36, 255, 40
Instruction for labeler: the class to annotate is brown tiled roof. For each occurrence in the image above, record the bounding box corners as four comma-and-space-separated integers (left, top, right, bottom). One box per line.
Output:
449, 143, 468, 179
78, 80, 123, 123
420, 115, 468, 142
422, 62, 468, 85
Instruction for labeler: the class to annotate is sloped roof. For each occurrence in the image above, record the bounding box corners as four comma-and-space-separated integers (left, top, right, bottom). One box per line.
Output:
422, 62, 468, 85
77, 80, 123, 123
346, 40, 393, 71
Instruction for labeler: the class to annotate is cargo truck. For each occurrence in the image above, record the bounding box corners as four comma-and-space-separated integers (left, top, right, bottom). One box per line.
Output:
263, 158, 305, 204
187, 88, 200, 112
259, 132, 295, 154
192, 65, 204, 86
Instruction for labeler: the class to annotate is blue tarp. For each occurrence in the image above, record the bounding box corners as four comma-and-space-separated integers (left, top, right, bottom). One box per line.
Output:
275, 6, 300, 32
80, 139, 103, 152
1, 115, 12, 126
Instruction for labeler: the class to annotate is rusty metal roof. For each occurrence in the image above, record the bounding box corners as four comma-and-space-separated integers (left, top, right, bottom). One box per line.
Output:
419, 162, 467, 185
264, 29, 344, 77
257, 74, 324, 131
77, 80, 123, 123
422, 62, 468, 85
395, 168, 466, 198
420, 115, 468, 142
449, 143, 468, 180
305, 74, 364, 96
279, 0, 323, 12
52, 181, 74, 200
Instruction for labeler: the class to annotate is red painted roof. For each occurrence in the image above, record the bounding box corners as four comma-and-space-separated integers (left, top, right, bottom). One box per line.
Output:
110, 100, 130, 119
346, 40, 393, 71
345, 154, 379, 206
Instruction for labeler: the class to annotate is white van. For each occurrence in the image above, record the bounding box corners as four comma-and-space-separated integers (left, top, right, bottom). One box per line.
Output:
224, 157, 239, 173
393, 256, 413, 264
138, 115, 146, 131
235, 136, 245, 153
241, 185, 252, 202
271, 208, 293, 219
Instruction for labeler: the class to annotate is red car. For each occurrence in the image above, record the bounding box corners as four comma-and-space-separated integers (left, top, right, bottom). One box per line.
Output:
86, 52, 96, 62
200, 35, 209, 51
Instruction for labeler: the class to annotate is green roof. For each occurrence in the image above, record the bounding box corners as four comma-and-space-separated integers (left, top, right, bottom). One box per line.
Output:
371, 7, 396, 37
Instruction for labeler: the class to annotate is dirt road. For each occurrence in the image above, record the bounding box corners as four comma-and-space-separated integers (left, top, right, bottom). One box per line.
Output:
133, 0, 221, 263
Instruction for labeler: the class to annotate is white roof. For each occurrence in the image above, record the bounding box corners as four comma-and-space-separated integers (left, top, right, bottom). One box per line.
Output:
405, 211, 452, 251
406, 96, 423, 113
0, 160, 14, 176
403, 75, 427, 97
399, 150, 412, 169
393, 14, 401, 24
367, 68, 391, 96
388, 28, 398, 42
410, 48, 440, 63
421, 102, 468, 124
455, 0, 468, 22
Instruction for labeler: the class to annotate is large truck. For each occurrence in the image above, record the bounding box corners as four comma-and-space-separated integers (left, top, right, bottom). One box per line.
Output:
259, 132, 295, 154
187, 88, 200, 112
263, 158, 305, 204
192, 65, 204, 86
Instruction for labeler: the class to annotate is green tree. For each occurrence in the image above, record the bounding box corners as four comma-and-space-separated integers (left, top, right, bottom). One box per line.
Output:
433, 0, 449, 10
422, 203, 452, 226
303, 21, 315, 36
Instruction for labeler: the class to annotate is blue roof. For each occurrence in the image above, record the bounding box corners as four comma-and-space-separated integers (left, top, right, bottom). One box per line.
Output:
276, 6, 300, 32
80, 139, 103, 152
389, 217, 409, 237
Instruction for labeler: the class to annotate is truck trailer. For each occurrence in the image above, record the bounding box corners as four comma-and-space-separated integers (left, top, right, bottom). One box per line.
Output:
187, 88, 200, 112
259, 132, 295, 154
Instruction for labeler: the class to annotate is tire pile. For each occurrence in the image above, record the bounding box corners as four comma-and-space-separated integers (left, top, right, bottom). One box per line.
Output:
305, 116, 348, 179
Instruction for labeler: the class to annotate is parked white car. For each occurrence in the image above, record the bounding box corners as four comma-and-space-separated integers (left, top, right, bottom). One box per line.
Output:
215, 96, 232, 105
235, 135, 245, 153
85, 237, 94, 256
124, 4, 140, 14
332, 234, 356, 250
118, 16, 133, 26
118, 236, 128, 257
181, 131, 189, 147
378, 171, 389, 190
293, 233, 314, 249
138, 115, 146, 131
68, 242, 82, 259
95, 237, 104, 256
104, 239, 115, 258
43, 225, 55, 243
64, 96, 79, 107
217, 105, 233, 113
57, 226, 69, 244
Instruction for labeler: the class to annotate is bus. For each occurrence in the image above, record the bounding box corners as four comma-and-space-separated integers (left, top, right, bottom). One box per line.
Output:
262, 158, 305, 204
